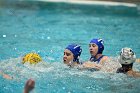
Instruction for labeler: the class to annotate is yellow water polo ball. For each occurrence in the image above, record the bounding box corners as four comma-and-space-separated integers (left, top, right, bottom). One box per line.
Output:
22, 53, 42, 64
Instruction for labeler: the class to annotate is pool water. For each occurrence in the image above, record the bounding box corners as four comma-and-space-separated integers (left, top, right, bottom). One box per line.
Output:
0, 1, 140, 93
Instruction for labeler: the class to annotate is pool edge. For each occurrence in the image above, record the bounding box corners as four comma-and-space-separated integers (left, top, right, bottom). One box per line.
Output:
37, 0, 137, 7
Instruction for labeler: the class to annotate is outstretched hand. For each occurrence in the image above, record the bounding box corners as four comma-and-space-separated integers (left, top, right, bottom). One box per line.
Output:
24, 79, 35, 93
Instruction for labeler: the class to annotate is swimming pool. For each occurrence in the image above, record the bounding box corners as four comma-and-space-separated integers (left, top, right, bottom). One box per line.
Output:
0, 0, 140, 93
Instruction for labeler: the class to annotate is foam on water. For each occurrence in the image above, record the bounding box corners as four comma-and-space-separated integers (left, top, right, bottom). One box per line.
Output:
1, 56, 139, 80
1, 56, 140, 93
0, 1, 140, 92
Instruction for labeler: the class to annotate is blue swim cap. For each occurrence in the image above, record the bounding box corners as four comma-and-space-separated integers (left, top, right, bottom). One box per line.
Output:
90, 38, 104, 54
66, 44, 82, 62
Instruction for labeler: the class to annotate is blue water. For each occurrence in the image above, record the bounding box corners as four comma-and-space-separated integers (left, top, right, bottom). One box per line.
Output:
0, 1, 140, 93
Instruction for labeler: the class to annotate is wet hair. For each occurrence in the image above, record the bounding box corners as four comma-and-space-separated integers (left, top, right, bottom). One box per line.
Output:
116, 63, 133, 73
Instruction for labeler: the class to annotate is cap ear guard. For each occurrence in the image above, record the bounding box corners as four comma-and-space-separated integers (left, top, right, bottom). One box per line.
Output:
131, 49, 134, 55
120, 51, 122, 56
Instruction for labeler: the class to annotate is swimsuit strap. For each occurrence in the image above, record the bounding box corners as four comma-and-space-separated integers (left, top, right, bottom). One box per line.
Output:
90, 55, 104, 64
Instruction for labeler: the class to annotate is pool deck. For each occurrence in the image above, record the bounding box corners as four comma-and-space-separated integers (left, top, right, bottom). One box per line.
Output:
37, 0, 137, 7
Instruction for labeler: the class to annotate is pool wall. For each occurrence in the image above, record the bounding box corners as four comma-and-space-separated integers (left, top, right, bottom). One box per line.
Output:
0, 0, 139, 16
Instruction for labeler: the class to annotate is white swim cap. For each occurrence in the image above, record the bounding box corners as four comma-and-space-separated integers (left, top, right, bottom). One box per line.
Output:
118, 47, 136, 65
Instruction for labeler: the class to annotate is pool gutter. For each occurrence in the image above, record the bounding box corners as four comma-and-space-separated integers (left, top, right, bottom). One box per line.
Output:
37, 0, 137, 7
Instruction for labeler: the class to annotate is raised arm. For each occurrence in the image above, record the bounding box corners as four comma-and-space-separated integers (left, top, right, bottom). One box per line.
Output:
24, 79, 35, 93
